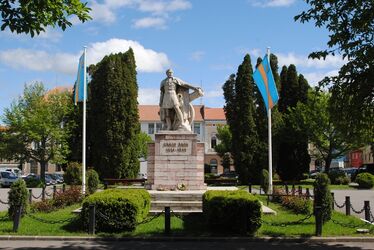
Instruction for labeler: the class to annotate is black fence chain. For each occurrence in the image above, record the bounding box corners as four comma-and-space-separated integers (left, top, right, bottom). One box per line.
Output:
0, 199, 9, 205
369, 209, 374, 223
31, 192, 43, 200
26, 213, 77, 224
171, 210, 185, 220
350, 203, 366, 214
334, 199, 346, 209
136, 212, 164, 226
262, 213, 313, 227
44, 191, 53, 197
331, 218, 373, 229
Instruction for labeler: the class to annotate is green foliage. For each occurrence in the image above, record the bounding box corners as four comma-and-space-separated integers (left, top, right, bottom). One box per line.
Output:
261, 169, 269, 194
87, 169, 100, 194
136, 132, 153, 159
214, 125, 232, 171
0, 0, 91, 36
202, 190, 262, 235
30, 200, 55, 213
314, 173, 332, 223
80, 189, 150, 232
25, 178, 43, 188
328, 170, 348, 185
53, 186, 83, 208
295, 0, 374, 149
277, 65, 310, 181
355, 173, 374, 189
1, 82, 74, 184
64, 162, 82, 185
89, 49, 140, 178
8, 179, 28, 219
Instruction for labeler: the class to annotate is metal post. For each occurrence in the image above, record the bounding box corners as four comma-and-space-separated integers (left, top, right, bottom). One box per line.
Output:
267, 195, 270, 206
12, 205, 22, 232
315, 205, 322, 236
306, 188, 310, 199
331, 192, 335, 210
53, 185, 57, 199
28, 189, 32, 204
292, 184, 295, 195
89, 204, 96, 235
345, 196, 350, 216
364, 201, 370, 221
298, 186, 302, 196
248, 182, 252, 193
42, 186, 46, 201
164, 206, 170, 234
285, 185, 289, 195
104, 182, 108, 190
62, 184, 66, 193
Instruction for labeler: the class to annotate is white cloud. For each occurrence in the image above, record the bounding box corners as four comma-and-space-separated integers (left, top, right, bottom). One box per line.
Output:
0, 38, 171, 75
132, 17, 167, 29
277, 52, 346, 69
190, 51, 205, 61
250, 0, 296, 7
138, 88, 160, 104
89, 0, 191, 28
303, 70, 339, 86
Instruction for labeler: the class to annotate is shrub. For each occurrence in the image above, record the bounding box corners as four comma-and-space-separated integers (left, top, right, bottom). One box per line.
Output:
87, 169, 100, 194
335, 176, 350, 185
261, 169, 269, 194
355, 173, 374, 189
25, 178, 43, 188
80, 189, 150, 232
30, 200, 55, 213
314, 173, 332, 223
8, 179, 28, 219
203, 190, 262, 235
64, 162, 82, 185
328, 170, 347, 185
280, 195, 312, 214
53, 186, 83, 208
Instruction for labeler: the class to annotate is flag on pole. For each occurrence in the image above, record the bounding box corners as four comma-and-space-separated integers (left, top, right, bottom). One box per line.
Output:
73, 53, 86, 105
253, 55, 279, 110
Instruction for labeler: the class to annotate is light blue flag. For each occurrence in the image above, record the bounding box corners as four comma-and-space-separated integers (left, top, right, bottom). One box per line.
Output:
73, 53, 85, 105
253, 55, 279, 110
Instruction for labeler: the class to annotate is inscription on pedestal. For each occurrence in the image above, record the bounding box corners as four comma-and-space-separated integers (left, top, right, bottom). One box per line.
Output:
160, 140, 192, 155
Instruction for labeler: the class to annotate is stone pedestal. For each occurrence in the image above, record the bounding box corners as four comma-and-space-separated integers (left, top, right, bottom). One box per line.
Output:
147, 131, 206, 190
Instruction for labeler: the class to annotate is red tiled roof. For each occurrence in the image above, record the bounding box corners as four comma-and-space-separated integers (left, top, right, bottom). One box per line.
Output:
205, 107, 226, 120
139, 105, 204, 122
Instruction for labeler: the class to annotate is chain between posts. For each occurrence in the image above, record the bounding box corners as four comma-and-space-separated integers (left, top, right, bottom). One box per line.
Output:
331, 218, 374, 229
350, 203, 366, 214
95, 210, 164, 226
26, 213, 77, 224
0, 199, 9, 205
333, 199, 346, 209
32, 192, 43, 199
262, 213, 313, 227
44, 190, 53, 197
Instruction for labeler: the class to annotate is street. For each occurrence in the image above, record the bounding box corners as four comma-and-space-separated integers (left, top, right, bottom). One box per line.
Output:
1, 239, 374, 250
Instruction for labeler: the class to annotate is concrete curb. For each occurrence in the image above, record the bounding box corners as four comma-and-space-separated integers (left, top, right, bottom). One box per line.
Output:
1, 236, 374, 242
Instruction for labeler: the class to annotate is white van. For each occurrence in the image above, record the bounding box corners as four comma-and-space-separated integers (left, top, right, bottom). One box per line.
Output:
0, 171, 18, 187
0, 167, 22, 177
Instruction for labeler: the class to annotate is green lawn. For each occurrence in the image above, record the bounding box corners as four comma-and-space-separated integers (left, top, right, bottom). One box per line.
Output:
0, 197, 372, 237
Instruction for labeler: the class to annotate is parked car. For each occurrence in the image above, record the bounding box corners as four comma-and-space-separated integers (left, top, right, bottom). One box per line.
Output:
0, 167, 22, 177
0, 171, 18, 187
46, 173, 64, 184
137, 173, 147, 180
220, 171, 238, 179
45, 174, 57, 186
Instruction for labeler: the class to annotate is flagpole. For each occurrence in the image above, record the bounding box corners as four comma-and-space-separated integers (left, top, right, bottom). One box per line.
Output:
267, 47, 273, 194
82, 46, 87, 195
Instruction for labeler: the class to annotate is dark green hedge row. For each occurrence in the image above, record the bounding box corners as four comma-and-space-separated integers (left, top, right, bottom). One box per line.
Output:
80, 189, 150, 232
203, 190, 262, 235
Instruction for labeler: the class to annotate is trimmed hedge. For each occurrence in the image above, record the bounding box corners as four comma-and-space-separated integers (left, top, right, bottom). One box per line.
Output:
203, 190, 262, 235
314, 173, 332, 223
355, 173, 374, 189
80, 189, 150, 232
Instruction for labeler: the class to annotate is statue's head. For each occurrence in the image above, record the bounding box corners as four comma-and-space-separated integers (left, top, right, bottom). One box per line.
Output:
166, 68, 173, 77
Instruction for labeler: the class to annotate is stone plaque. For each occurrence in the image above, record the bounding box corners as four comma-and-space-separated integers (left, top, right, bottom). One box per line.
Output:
160, 140, 192, 155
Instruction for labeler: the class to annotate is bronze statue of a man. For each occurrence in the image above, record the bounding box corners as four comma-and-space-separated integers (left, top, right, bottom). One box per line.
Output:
159, 69, 203, 131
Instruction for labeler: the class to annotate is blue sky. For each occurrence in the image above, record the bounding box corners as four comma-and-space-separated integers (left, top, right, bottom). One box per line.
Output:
0, 0, 345, 120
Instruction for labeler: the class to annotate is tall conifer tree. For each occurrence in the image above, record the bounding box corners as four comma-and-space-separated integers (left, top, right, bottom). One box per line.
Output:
89, 49, 140, 178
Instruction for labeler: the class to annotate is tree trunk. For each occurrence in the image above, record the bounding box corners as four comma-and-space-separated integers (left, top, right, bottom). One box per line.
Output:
324, 157, 332, 174
40, 161, 46, 185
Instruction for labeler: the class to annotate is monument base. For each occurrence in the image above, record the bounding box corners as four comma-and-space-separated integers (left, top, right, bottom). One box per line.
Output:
147, 131, 206, 191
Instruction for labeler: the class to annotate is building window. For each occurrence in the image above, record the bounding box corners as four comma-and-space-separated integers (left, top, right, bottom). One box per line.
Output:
194, 123, 201, 134
148, 123, 155, 134
210, 159, 218, 174
30, 160, 38, 174
211, 135, 217, 149
156, 123, 162, 133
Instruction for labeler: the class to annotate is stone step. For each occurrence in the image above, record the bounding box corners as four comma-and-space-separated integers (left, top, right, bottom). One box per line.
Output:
151, 200, 202, 210
149, 191, 204, 201
149, 209, 202, 215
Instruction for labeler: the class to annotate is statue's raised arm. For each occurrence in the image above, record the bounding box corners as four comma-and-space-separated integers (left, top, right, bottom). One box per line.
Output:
159, 69, 204, 132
